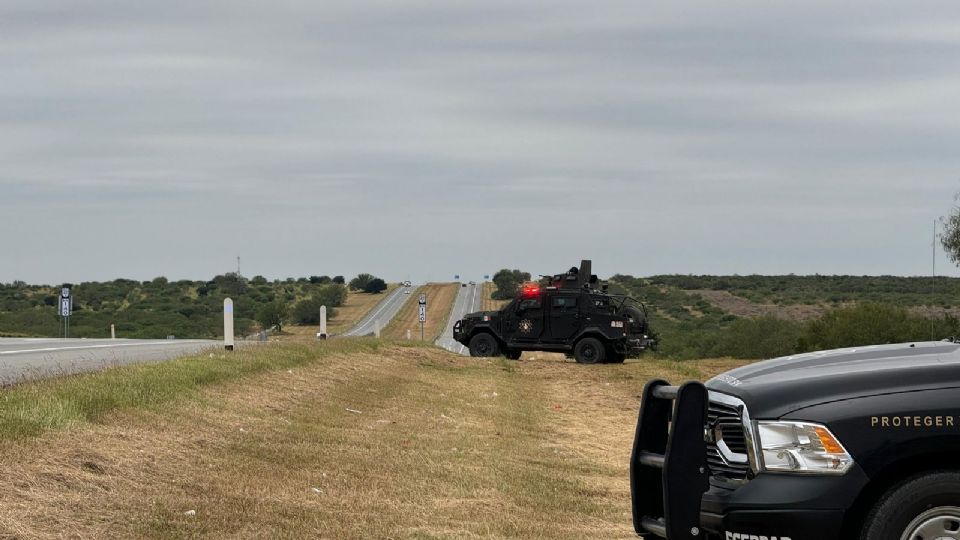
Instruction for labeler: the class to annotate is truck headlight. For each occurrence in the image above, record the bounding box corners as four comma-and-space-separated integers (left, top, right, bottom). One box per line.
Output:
756, 421, 853, 475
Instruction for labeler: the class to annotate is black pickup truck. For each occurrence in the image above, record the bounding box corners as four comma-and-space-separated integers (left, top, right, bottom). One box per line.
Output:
630, 340, 960, 540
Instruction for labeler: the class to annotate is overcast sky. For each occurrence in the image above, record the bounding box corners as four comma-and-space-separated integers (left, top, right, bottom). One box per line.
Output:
3, 1, 960, 284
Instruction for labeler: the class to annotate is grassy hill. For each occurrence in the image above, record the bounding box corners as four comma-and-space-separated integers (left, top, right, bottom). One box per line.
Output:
0, 274, 355, 339
608, 274, 960, 360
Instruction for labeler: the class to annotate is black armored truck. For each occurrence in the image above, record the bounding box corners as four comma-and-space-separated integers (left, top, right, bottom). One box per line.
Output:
630, 340, 960, 540
452, 260, 654, 363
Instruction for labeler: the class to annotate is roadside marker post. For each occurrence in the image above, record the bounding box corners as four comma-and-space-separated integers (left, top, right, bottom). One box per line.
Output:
224, 298, 235, 351
110, 324, 116, 340
59, 287, 72, 339
418, 294, 427, 341
406, 329, 411, 340
374, 319, 381, 338
317, 306, 328, 340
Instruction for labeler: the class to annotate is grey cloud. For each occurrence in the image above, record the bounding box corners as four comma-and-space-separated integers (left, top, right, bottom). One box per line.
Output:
1, 1, 959, 283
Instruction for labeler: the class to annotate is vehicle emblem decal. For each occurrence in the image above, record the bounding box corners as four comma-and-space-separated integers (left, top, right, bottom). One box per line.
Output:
519, 319, 534, 333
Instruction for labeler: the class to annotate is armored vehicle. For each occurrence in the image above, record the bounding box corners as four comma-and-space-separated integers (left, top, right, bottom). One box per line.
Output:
630, 340, 960, 540
452, 260, 654, 363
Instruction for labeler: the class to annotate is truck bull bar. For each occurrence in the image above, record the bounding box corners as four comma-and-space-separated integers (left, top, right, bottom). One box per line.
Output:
630, 380, 710, 539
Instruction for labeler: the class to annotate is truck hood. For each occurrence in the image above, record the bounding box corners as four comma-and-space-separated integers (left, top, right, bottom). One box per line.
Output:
463, 311, 499, 320
706, 341, 960, 418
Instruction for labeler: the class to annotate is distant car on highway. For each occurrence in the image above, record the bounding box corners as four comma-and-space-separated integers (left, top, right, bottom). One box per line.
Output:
404, 289, 411, 294
403, 280, 412, 287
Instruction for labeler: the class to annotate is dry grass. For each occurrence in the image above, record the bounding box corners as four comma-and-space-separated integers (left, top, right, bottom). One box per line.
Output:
382, 283, 459, 341
481, 282, 510, 312
0, 344, 751, 539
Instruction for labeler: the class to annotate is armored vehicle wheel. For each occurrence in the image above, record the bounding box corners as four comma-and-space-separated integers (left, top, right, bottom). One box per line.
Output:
860, 471, 960, 540
574, 337, 605, 364
468, 333, 499, 357
606, 351, 626, 364
504, 349, 522, 360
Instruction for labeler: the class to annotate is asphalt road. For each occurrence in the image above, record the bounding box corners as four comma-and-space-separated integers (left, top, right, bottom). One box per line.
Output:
435, 282, 483, 356
0, 338, 219, 385
341, 284, 416, 337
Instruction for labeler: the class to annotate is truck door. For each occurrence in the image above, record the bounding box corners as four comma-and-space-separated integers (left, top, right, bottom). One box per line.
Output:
509, 297, 544, 343
548, 294, 579, 340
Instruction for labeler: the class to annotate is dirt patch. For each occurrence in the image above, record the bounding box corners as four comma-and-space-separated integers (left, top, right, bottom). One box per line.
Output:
690, 289, 829, 321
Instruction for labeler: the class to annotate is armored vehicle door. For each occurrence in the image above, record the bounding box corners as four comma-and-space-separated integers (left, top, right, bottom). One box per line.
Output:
548, 294, 580, 340
505, 297, 544, 342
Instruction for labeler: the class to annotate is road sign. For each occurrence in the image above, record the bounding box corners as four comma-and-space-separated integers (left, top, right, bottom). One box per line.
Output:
58, 287, 72, 338
454, 275, 460, 280
484, 275, 490, 280
418, 294, 427, 340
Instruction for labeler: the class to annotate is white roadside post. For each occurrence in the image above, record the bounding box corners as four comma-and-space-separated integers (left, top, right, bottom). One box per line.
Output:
317, 305, 328, 340
110, 324, 116, 340
374, 319, 381, 338
224, 298, 235, 351
406, 329, 411, 340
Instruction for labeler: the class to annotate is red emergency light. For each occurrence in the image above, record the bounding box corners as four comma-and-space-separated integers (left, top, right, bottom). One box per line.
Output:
521, 284, 541, 298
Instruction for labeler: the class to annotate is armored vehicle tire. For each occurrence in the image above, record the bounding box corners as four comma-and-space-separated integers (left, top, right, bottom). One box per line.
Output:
606, 351, 626, 364
504, 349, 522, 360
468, 333, 499, 357
860, 471, 960, 540
574, 338, 605, 364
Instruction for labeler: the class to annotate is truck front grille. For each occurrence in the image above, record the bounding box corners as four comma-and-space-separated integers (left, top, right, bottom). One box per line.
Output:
706, 398, 751, 481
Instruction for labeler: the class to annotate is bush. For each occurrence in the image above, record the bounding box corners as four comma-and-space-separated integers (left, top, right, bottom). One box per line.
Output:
255, 301, 288, 332
364, 278, 387, 294
492, 269, 531, 300
292, 298, 337, 325
716, 316, 802, 359
349, 274, 375, 291
798, 303, 955, 351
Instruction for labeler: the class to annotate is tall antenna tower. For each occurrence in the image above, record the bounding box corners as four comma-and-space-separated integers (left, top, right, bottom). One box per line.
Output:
932, 220, 937, 341
237, 256, 241, 277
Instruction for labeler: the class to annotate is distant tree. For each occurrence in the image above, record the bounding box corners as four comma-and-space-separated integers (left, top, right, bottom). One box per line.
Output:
210, 273, 247, 295
491, 269, 531, 300
256, 301, 288, 333
349, 273, 375, 291
316, 284, 347, 307
308, 275, 332, 284
292, 297, 337, 324
363, 278, 387, 294
332, 276, 345, 285
942, 193, 960, 266
250, 275, 268, 285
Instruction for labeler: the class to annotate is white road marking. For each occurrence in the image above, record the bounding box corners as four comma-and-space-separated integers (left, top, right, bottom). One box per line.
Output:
343, 286, 409, 337
0, 341, 208, 356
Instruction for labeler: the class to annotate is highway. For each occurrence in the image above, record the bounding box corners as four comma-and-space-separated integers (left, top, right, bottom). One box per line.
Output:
435, 282, 483, 356
341, 284, 416, 337
0, 338, 218, 384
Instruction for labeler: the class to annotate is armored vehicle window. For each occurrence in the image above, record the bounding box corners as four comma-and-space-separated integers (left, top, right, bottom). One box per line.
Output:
518, 298, 541, 311
552, 297, 578, 308
592, 296, 613, 312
